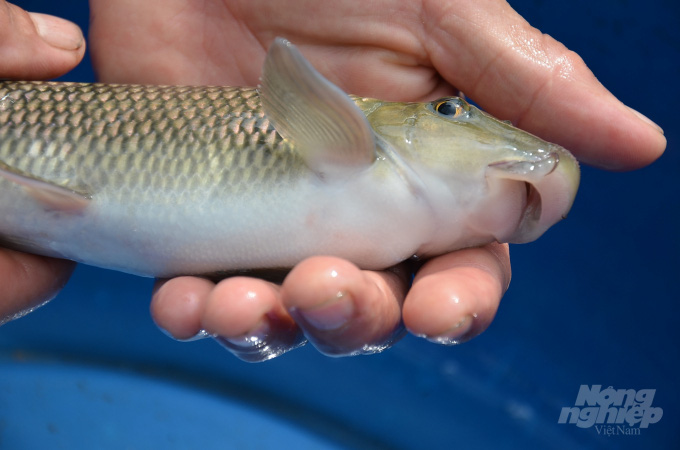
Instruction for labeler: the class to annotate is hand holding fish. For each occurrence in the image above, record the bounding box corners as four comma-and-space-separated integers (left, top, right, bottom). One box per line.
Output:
0, 1, 83, 325
0, 0, 665, 361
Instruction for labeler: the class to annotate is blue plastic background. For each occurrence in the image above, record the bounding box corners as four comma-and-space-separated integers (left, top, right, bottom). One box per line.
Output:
0, 0, 678, 449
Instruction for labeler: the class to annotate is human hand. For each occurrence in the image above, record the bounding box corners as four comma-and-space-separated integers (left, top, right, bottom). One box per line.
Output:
0, 1, 85, 325
80, 0, 663, 362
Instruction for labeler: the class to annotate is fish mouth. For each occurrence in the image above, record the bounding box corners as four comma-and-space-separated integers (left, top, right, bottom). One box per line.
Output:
518, 179, 542, 231
486, 147, 580, 243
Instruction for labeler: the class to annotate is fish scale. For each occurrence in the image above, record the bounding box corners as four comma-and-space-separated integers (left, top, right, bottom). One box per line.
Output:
0, 81, 299, 200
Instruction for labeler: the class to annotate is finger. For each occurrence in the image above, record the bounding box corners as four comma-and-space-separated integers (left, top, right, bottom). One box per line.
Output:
152, 276, 306, 362
0, 248, 75, 325
402, 243, 510, 344
280, 256, 408, 356
0, 2, 85, 79
201, 277, 306, 362
151, 277, 214, 341
424, 0, 665, 170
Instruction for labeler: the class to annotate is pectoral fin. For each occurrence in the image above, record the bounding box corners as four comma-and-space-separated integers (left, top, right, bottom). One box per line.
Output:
0, 159, 91, 213
259, 38, 376, 178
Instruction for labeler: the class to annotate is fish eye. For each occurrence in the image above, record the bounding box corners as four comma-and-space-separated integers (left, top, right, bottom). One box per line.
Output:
434, 99, 464, 117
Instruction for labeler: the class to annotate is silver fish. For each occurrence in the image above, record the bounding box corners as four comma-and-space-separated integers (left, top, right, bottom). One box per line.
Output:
0, 38, 579, 277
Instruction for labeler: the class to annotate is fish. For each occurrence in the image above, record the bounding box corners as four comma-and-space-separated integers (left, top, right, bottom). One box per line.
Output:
0, 38, 580, 278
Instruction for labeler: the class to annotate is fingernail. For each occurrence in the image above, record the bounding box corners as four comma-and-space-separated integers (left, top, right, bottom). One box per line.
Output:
424, 315, 474, 345
156, 326, 211, 342
212, 316, 308, 363
219, 320, 269, 348
175, 329, 211, 342
627, 106, 664, 135
30, 13, 84, 51
295, 291, 354, 331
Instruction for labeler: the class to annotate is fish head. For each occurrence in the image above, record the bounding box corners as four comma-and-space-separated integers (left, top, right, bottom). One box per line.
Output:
358, 96, 580, 245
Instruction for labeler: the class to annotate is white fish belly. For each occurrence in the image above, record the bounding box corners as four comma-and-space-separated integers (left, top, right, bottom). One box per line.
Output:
0, 168, 434, 277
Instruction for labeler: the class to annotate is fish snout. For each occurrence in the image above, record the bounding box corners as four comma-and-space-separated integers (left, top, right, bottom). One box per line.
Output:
485, 145, 580, 243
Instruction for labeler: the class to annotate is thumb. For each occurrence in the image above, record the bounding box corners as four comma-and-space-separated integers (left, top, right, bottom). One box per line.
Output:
0, 1, 85, 80
425, 0, 665, 171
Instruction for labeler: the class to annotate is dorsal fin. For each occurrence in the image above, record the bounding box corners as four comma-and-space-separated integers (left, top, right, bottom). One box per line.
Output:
259, 38, 375, 179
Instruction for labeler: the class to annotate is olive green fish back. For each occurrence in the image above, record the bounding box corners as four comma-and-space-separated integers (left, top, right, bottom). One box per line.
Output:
0, 82, 302, 200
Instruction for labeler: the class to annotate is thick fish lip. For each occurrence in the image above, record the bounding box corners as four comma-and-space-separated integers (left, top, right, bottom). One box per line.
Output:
488, 146, 580, 243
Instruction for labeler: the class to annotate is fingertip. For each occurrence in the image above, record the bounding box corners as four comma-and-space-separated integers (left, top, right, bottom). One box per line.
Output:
281, 256, 366, 311
526, 86, 667, 171
29, 12, 84, 52
281, 257, 406, 356
151, 276, 213, 340
514, 43, 667, 171
201, 277, 280, 338
0, 5, 85, 79
608, 105, 667, 171
404, 247, 508, 343
404, 266, 500, 342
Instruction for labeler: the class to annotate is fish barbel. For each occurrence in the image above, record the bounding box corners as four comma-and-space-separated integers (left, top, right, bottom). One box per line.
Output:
0, 39, 579, 277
